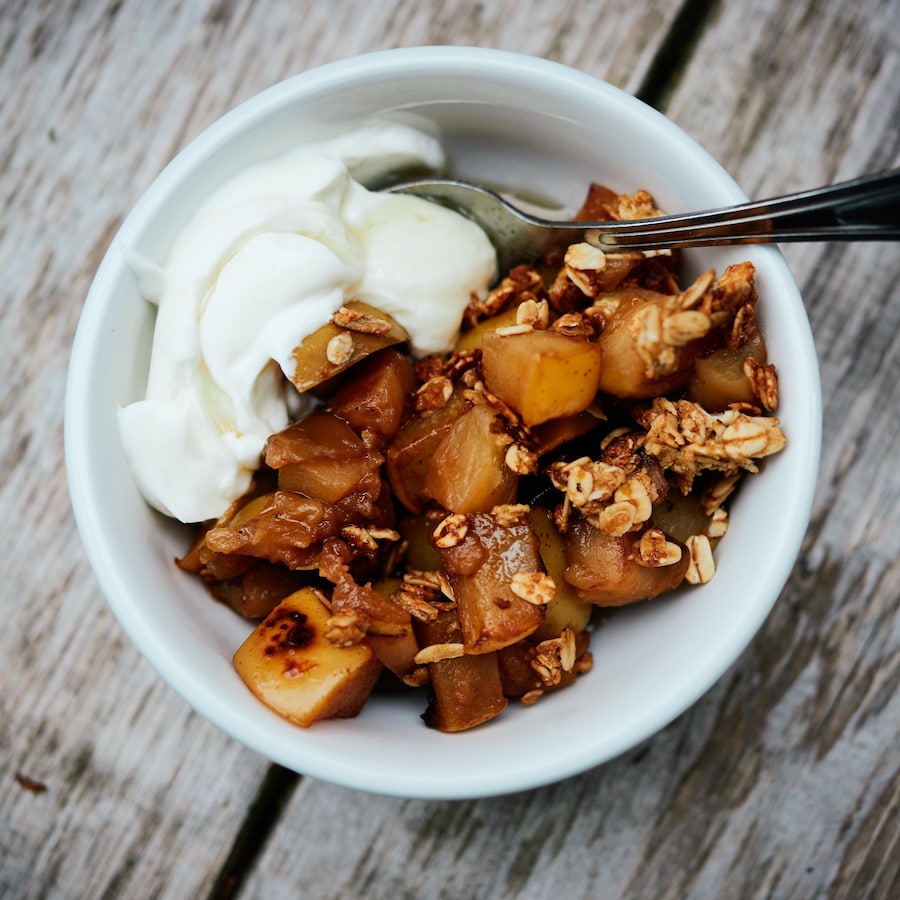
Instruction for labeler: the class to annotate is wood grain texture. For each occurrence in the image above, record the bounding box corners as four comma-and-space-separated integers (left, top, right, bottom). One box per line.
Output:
1, 0, 897, 898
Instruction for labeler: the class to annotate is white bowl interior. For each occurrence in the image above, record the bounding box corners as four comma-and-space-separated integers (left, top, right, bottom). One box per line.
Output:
66, 47, 820, 798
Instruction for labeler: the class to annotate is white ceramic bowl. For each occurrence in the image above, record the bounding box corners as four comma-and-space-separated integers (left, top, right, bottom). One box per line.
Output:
66, 47, 821, 799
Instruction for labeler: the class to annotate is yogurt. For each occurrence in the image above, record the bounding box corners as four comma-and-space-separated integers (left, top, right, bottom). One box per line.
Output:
118, 123, 497, 523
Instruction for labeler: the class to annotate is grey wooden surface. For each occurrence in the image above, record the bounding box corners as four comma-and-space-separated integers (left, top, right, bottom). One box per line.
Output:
1, 1, 898, 898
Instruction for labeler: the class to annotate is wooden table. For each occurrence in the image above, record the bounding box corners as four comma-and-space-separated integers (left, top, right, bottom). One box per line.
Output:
2, 1, 898, 897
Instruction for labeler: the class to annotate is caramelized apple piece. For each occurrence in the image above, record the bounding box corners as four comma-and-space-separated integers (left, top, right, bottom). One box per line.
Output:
651, 491, 713, 545
496, 631, 589, 697
453, 306, 519, 352
529, 507, 591, 640
438, 511, 545, 653
687, 332, 767, 411
327, 348, 416, 443
234, 587, 382, 727
415, 609, 507, 732
209, 563, 311, 619
330, 577, 419, 679
397, 512, 444, 570
596, 290, 706, 398
205, 491, 342, 569
531, 412, 598, 458
385, 389, 471, 513
482, 329, 602, 426
423, 403, 518, 513
563, 515, 688, 606
265, 411, 383, 504
368, 578, 421, 678
289, 301, 409, 393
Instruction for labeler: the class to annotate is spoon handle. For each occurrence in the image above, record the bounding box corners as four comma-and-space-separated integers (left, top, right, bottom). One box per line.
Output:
586, 168, 900, 251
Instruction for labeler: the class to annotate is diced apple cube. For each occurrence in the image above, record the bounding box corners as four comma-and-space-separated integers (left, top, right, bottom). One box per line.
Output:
482, 330, 602, 426
423, 403, 518, 513
233, 587, 382, 727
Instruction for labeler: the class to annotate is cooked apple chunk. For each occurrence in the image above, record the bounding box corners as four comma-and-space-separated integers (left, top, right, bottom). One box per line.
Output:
563, 515, 689, 607
529, 507, 591, 640
415, 609, 507, 732
234, 587, 382, 727
481, 329, 602, 426
288, 300, 409, 393
437, 510, 545, 653
423, 403, 518, 513
265, 411, 383, 504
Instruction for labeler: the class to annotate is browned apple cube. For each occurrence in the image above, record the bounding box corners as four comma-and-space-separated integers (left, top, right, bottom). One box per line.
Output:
288, 301, 409, 393
438, 511, 545, 653
687, 332, 767, 411
233, 588, 382, 727
265, 411, 383, 504
415, 609, 507, 732
327, 348, 416, 443
529, 507, 591, 640
563, 516, 688, 606
481, 329, 602, 426
384, 390, 471, 513
595, 290, 715, 399
423, 403, 518, 513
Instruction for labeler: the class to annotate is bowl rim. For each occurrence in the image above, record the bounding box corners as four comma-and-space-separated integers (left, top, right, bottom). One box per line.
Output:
65, 45, 822, 798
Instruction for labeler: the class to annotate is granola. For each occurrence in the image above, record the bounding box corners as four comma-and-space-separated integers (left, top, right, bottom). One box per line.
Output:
177, 178, 787, 735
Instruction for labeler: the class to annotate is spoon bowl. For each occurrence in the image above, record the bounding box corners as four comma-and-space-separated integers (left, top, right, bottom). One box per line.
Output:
392, 170, 900, 273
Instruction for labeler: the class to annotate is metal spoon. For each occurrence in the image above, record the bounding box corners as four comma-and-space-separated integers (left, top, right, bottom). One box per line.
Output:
389, 169, 900, 274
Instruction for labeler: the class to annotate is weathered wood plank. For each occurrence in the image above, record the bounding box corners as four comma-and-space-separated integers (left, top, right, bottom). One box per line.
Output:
0, 1, 687, 898
242, 0, 900, 898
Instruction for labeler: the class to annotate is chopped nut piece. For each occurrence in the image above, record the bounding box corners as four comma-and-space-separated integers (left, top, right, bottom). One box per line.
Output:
729, 303, 758, 348
550, 312, 594, 338
416, 375, 454, 413
504, 442, 538, 475
324, 613, 367, 646
521, 689, 544, 706
433, 513, 470, 549
332, 305, 392, 335
509, 571, 557, 606
325, 332, 354, 366
634, 527, 683, 567
414, 642, 466, 665
685, 534, 716, 584
744, 357, 779, 411
468, 265, 543, 322
491, 503, 532, 527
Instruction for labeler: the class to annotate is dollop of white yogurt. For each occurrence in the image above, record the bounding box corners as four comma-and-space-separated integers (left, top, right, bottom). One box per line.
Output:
118, 123, 496, 523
